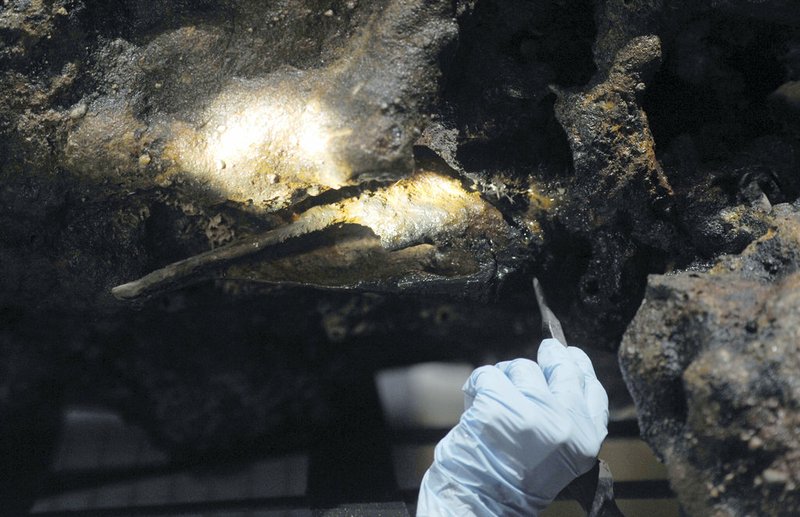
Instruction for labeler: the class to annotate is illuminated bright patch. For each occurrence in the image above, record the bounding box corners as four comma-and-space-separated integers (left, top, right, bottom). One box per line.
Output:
293, 172, 488, 250
166, 79, 352, 208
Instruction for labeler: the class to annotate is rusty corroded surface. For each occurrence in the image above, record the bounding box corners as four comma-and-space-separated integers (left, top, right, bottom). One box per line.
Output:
2, 0, 800, 513
621, 202, 800, 516
548, 34, 678, 344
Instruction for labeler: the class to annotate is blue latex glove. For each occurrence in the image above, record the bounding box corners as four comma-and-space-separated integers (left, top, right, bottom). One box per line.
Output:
417, 339, 609, 516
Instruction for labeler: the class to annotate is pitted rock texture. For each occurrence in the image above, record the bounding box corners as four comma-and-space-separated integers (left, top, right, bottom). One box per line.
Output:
2, 0, 800, 513
620, 202, 800, 516
549, 35, 677, 343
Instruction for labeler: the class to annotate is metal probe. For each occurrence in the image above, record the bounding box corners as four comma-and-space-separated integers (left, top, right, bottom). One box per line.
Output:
532, 277, 624, 517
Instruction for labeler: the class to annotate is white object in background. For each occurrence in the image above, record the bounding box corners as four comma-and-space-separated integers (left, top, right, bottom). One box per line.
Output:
375, 362, 474, 429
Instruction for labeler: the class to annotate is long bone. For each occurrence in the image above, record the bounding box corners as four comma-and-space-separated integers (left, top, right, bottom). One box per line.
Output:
112, 172, 495, 300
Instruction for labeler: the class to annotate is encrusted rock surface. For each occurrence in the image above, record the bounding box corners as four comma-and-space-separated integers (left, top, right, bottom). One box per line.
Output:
621, 202, 800, 516
550, 34, 677, 343
2, 0, 800, 513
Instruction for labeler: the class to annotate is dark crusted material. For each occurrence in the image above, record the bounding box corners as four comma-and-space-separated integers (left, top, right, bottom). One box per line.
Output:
620, 202, 800, 515
2, 0, 800, 513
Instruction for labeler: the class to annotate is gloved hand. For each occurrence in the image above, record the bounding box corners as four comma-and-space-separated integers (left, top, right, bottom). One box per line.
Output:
417, 339, 609, 516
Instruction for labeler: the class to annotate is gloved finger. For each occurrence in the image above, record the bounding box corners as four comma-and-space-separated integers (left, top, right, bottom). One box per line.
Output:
462, 364, 517, 404
566, 347, 609, 430
463, 391, 475, 411
495, 359, 552, 403
585, 377, 609, 435
566, 346, 598, 380
537, 338, 585, 408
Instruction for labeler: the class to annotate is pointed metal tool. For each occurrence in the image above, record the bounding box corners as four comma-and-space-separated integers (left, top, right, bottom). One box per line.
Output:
533, 277, 567, 346
532, 277, 625, 517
